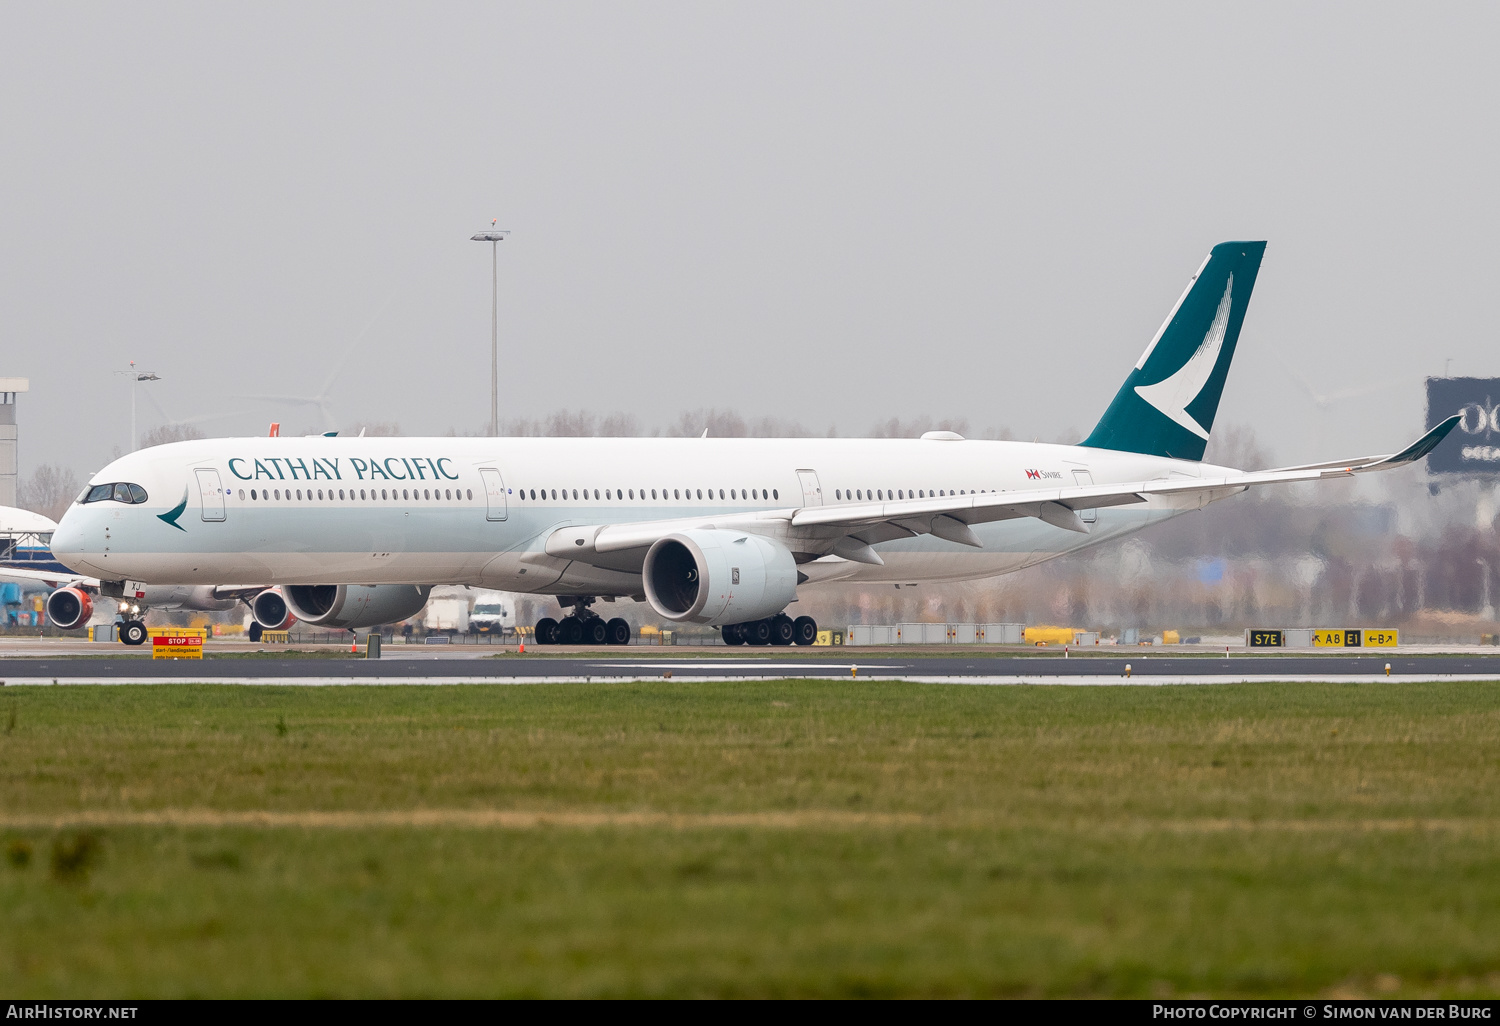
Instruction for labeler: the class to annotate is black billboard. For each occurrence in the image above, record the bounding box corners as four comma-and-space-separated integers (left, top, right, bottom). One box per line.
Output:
1426, 377, 1500, 475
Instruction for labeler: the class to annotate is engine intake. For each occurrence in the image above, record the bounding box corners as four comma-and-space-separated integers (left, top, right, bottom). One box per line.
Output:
283, 584, 432, 630
46, 587, 93, 631
250, 587, 297, 630
642, 530, 797, 626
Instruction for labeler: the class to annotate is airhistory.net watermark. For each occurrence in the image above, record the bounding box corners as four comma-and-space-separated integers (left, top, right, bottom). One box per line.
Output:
5, 1008, 137, 1020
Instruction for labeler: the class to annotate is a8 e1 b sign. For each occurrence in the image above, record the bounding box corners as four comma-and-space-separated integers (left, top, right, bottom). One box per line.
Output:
1426, 377, 1500, 475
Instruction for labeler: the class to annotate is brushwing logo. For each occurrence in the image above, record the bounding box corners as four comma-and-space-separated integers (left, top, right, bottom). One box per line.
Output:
157, 489, 189, 532
1133, 274, 1234, 441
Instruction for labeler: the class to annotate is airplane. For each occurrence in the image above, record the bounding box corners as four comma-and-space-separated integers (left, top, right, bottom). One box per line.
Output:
1, 505, 69, 574
0, 504, 293, 644
46, 241, 1459, 646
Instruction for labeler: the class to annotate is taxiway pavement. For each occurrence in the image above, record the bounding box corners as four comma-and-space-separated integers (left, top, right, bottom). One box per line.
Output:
3, 652, 1500, 686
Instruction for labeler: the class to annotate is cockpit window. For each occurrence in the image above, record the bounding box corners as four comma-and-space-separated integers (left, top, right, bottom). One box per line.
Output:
82, 482, 149, 505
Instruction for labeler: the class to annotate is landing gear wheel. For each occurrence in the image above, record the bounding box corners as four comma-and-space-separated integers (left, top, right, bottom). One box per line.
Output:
120, 621, 148, 646
742, 619, 772, 646
583, 617, 608, 646
605, 618, 632, 646
557, 617, 584, 645
792, 616, 818, 646
721, 623, 745, 646
248, 622, 263, 643
769, 614, 795, 646
535, 618, 559, 645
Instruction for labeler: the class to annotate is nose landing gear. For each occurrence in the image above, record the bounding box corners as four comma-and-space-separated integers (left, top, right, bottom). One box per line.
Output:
118, 620, 149, 646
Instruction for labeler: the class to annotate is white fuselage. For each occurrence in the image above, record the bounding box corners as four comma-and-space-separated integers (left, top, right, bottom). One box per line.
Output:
49, 435, 1237, 596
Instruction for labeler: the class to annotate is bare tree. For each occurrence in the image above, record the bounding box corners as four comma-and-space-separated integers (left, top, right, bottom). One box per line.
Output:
1204, 423, 1274, 471
348, 421, 402, 437
18, 465, 80, 522
666, 409, 818, 438
868, 415, 971, 438
138, 424, 204, 448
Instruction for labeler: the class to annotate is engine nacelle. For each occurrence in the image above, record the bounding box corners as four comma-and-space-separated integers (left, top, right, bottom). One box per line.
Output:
46, 587, 93, 631
250, 587, 297, 630
284, 584, 432, 630
643, 530, 797, 626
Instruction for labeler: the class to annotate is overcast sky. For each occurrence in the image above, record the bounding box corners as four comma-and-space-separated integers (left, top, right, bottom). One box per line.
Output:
4, 2, 1498, 477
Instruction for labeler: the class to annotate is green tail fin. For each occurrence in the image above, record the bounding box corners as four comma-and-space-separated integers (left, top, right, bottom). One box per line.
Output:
1082, 240, 1266, 461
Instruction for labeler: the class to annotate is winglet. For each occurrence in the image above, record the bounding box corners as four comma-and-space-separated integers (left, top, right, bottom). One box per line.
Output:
1364, 414, 1461, 470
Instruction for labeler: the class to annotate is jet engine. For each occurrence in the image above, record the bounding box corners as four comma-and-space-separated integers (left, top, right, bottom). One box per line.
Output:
250, 587, 297, 630
642, 530, 797, 626
283, 584, 432, 630
46, 587, 93, 631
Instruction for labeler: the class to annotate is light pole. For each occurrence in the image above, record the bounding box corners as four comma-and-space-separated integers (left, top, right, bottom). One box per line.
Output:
470, 221, 510, 436
117, 362, 161, 451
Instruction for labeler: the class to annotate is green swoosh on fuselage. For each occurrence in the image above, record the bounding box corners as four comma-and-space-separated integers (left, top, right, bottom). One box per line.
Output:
158, 490, 188, 532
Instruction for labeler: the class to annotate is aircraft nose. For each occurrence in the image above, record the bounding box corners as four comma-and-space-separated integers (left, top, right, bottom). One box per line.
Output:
50, 508, 89, 569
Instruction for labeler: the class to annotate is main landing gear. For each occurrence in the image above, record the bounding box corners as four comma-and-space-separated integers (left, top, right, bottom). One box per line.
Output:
721, 614, 817, 647
533, 598, 631, 646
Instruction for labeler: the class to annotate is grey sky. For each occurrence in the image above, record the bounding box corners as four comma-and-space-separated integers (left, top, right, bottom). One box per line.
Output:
4, 2, 1498, 479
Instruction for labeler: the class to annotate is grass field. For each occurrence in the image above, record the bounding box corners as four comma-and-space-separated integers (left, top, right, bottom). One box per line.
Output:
1, 679, 1499, 997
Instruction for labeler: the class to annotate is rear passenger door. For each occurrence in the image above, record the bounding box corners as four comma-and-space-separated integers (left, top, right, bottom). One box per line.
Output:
1071, 469, 1096, 524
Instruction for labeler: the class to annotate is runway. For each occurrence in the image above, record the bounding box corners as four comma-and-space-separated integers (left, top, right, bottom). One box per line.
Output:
4, 653, 1500, 685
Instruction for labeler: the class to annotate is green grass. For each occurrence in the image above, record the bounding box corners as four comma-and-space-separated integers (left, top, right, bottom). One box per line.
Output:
1, 680, 1499, 996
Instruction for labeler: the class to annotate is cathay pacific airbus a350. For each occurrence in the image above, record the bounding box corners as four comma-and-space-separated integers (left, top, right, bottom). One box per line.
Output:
49, 241, 1457, 646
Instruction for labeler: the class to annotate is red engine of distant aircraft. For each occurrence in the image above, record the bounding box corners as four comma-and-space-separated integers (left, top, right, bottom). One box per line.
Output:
251, 587, 297, 630
45, 587, 94, 631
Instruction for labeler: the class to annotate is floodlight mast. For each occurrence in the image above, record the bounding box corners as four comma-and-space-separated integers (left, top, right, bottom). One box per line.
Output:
470, 224, 510, 436
118, 362, 161, 451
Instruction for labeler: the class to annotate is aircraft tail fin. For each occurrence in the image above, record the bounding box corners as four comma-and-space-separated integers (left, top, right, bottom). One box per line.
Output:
1082, 240, 1266, 461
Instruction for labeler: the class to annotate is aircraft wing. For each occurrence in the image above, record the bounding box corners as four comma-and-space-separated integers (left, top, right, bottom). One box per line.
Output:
541, 417, 1459, 570
0, 568, 269, 604
0, 566, 96, 589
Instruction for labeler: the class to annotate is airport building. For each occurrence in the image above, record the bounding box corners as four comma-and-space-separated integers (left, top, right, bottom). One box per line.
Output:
0, 377, 26, 507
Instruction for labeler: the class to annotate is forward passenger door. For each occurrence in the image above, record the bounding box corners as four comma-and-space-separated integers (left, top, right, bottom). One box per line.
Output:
196, 469, 226, 522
